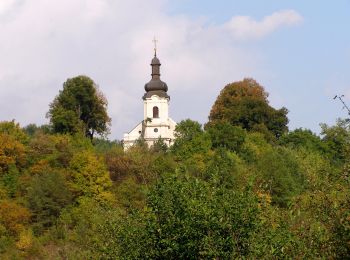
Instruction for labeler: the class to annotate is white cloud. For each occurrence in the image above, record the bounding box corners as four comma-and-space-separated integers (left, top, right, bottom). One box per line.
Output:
225, 10, 303, 40
0, 0, 18, 16
0, 2, 302, 138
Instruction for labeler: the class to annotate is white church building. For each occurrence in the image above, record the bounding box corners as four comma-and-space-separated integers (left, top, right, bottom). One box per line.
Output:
123, 50, 177, 149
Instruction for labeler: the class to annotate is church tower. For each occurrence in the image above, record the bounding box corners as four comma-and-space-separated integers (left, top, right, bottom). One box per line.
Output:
123, 45, 177, 149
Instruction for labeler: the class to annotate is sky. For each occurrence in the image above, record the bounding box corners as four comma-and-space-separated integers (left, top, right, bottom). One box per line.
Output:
0, 0, 349, 140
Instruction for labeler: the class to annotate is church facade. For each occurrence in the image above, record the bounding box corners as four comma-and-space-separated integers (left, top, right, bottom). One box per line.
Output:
123, 51, 176, 149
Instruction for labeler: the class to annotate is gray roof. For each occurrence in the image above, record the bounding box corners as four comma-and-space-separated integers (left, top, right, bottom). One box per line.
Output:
143, 53, 169, 98
144, 78, 168, 92
151, 56, 161, 65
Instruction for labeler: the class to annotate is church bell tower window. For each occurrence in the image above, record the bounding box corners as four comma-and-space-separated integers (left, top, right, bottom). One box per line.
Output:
153, 106, 159, 118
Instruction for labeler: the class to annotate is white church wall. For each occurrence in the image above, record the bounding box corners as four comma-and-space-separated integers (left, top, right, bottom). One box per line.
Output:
123, 122, 142, 149
144, 95, 169, 120
123, 116, 176, 150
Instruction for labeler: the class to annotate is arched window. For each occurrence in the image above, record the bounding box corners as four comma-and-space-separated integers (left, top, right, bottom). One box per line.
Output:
153, 106, 159, 118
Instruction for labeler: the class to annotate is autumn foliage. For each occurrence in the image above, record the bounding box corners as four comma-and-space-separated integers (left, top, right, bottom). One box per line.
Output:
0, 78, 349, 258
207, 78, 289, 139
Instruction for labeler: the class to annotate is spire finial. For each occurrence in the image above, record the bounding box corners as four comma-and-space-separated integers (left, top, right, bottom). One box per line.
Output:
152, 36, 158, 57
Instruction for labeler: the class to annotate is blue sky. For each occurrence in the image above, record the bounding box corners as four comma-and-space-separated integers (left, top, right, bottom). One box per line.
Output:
0, 0, 349, 138
168, 0, 350, 131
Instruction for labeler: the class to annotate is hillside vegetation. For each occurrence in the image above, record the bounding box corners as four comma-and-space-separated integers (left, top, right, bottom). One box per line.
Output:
0, 78, 349, 259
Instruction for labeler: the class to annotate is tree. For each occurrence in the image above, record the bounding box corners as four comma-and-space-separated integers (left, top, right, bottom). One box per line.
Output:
0, 121, 27, 176
255, 147, 305, 207
0, 121, 28, 144
207, 78, 289, 139
23, 124, 51, 137
207, 122, 246, 152
0, 135, 26, 175
0, 200, 31, 236
115, 172, 261, 259
279, 128, 327, 153
171, 119, 211, 159
68, 150, 113, 203
26, 171, 73, 233
150, 137, 168, 153
48, 75, 111, 139
320, 119, 350, 164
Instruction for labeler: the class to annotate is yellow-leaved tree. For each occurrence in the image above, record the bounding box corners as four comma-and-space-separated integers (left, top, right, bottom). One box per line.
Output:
68, 150, 113, 203
0, 121, 27, 175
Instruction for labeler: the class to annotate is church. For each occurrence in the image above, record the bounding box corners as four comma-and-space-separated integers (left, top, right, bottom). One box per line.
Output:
123, 47, 177, 149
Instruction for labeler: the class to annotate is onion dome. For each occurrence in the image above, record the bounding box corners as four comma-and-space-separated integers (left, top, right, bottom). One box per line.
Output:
151, 56, 160, 65
143, 52, 169, 99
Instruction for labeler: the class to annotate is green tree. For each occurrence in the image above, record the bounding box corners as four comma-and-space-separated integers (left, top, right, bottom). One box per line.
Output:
320, 118, 350, 164
0, 122, 27, 176
26, 171, 73, 233
207, 78, 289, 139
171, 119, 211, 159
55, 197, 118, 259
279, 128, 327, 153
206, 122, 246, 152
150, 137, 168, 153
23, 124, 51, 137
48, 76, 111, 139
116, 172, 261, 259
255, 147, 305, 207
203, 148, 242, 188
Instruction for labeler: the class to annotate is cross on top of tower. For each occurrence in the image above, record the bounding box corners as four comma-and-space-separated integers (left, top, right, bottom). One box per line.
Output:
153, 36, 158, 56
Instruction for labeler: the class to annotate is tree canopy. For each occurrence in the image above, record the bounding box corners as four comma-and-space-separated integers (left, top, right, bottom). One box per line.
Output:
1, 75, 350, 258
48, 76, 111, 139
207, 78, 289, 140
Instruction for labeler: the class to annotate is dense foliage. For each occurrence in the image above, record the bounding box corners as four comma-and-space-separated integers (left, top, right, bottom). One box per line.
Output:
0, 78, 349, 258
0, 118, 348, 259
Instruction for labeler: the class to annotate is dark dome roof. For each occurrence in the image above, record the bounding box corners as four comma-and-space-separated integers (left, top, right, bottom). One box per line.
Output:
143, 52, 169, 99
151, 56, 161, 65
145, 79, 168, 92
